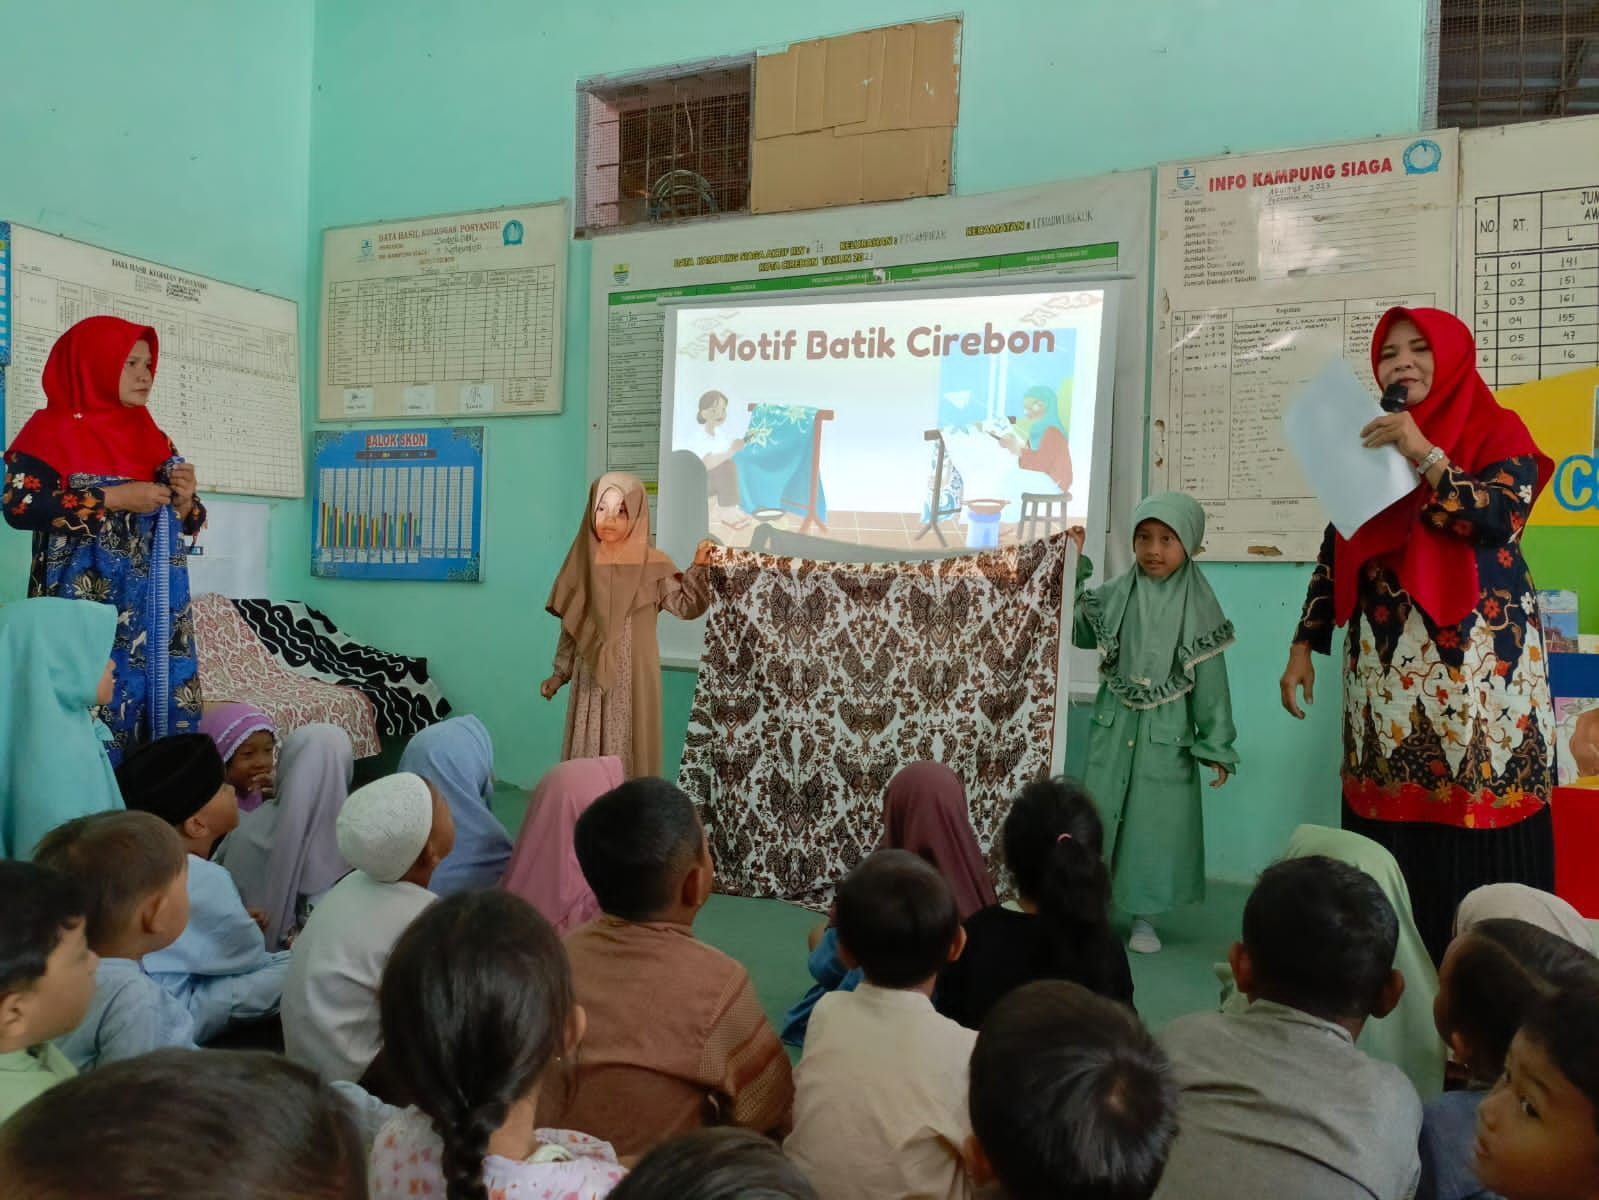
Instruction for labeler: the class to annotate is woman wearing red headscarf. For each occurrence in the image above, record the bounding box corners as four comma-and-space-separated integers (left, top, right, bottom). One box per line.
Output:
1279, 307, 1556, 963
3, 316, 206, 765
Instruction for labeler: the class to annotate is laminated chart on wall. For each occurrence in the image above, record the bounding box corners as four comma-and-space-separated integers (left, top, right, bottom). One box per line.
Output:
1, 224, 302, 498
0, 222, 11, 364
318, 202, 567, 421
1458, 114, 1599, 389
587, 173, 1153, 565
311, 426, 484, 582
1151, 133, 1458, 561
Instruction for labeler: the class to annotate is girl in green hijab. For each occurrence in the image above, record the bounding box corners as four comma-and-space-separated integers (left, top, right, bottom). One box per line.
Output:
0, 597, 122, 859
1070, 492, 1239, 954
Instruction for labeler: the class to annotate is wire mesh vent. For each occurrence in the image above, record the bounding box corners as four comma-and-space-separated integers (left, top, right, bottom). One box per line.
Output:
577, 62, 753, 236
1436, 0, 1599, 127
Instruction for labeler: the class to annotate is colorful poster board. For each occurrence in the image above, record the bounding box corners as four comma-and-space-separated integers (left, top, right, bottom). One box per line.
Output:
311, 426, 484, 582
1495, 367, 1599, 527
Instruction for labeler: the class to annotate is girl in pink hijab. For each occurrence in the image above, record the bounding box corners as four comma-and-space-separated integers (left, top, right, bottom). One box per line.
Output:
499, 756, 624, 935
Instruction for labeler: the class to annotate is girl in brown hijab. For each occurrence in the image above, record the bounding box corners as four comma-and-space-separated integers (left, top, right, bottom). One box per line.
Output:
541, 472, 712, 779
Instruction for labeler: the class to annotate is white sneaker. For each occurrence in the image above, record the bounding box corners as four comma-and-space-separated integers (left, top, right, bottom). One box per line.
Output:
1128, 917, 1162, 954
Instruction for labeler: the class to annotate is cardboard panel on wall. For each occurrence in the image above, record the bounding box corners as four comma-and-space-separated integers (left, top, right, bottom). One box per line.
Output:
751, 19, 960, 215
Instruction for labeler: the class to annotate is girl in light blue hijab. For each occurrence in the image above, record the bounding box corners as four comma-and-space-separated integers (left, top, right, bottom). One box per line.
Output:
0, 597, 123, 858
399, 715, 509, 895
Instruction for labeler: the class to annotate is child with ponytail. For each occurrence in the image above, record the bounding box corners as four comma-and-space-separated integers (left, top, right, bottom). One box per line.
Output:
369, 890, 625, 1200
936, 777, 1133, 1031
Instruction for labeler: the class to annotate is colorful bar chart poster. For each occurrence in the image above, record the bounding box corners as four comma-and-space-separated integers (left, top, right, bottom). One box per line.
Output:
311, 426, 484, 581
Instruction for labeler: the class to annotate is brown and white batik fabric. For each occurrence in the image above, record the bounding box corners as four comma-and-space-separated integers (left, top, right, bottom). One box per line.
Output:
680, 533, 1071, 907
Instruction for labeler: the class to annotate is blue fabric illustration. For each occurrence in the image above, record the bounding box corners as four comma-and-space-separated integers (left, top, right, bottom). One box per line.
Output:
733, 404, 828, 521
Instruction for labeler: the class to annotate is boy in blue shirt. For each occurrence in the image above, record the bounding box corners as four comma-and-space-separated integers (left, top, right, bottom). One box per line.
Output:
0, 861, 97, 1124
117, 734, 291, 1041
34, 811, 196, 1071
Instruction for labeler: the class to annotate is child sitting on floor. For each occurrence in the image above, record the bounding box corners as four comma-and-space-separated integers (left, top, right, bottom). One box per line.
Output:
781, 760, 997, 1048
282, 773, 453, 1083
200, 702, 277, 814
371, 889, 624, 1198
1423, 916, 1599, 1200
0, 1048, 368, 1198
1069, 491, 1239, 955
1473, 987, 1599, 1200
537, 776, 793, 1157
34, 811, 195, 1071
610, 1129, 818, 1200
1154, 855, 1420, 1200
786, 848, 976, 1200
0, 861, 97, 1125
937, 776, 1132, 1031
966, 979, 1177, 1200
398, 714, 510, 895
116, 734, 292, 1042
218, 722, 355, 951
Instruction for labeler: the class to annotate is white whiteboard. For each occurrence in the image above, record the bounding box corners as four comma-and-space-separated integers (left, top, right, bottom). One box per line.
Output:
319, 202, 567, 421
653, 280, 1122, 693
588, 172, 1154, 586
2, 225, 303, 498
186, 499, 270, 599
1151, 132, 1459, 561
1458, 114, 1599, 388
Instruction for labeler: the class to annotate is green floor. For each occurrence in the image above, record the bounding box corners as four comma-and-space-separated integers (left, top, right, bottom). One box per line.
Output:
490, 784, 1248, 1036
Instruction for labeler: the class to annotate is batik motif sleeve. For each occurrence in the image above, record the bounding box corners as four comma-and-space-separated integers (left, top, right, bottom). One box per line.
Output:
2, 450, 108, 534
1292, 525, 1337, 655
1421, 456, 1538, 547
161, 440, 207, 535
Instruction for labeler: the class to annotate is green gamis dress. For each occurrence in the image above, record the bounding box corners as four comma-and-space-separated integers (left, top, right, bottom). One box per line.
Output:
1074, 493, 1239, 916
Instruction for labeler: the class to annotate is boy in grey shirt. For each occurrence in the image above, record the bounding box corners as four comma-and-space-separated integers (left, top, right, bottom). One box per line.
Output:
1155, 855, 1422, 1200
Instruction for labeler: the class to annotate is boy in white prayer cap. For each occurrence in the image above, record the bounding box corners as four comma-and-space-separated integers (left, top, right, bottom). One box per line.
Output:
281, 773, 454, 1084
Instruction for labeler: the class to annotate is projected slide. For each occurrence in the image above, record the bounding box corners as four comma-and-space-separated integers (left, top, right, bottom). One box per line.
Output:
665, 287, 1107, 553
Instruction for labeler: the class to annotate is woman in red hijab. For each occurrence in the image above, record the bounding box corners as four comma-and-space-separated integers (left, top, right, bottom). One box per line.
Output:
3, 316, 207, 765
1278, 307, 1556, 963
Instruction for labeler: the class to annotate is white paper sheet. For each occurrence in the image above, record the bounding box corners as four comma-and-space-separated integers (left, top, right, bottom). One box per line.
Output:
186, 499, 270, 599
1152, 132, 1458, 560
1283, 356, 1419, 539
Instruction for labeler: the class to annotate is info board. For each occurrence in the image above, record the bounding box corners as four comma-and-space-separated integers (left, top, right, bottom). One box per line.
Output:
587, 172, 1154, 578
0, 223, 303, 498
1151, 132, 1459, 561
318, 202, 567, 422
1459, 114, 1599, 390
311, 426, 485, 582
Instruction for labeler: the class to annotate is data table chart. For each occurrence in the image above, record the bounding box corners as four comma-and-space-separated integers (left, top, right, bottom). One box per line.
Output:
1472, 187, 1599, 389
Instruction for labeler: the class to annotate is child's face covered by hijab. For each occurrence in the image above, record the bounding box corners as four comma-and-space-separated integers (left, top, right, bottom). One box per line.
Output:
96, 660, 115, 706
592, 486, 630, 546
1133, 518, 1187, 581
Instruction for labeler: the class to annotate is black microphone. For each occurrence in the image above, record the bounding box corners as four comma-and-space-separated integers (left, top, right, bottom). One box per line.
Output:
1379, 382, 1410, 413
